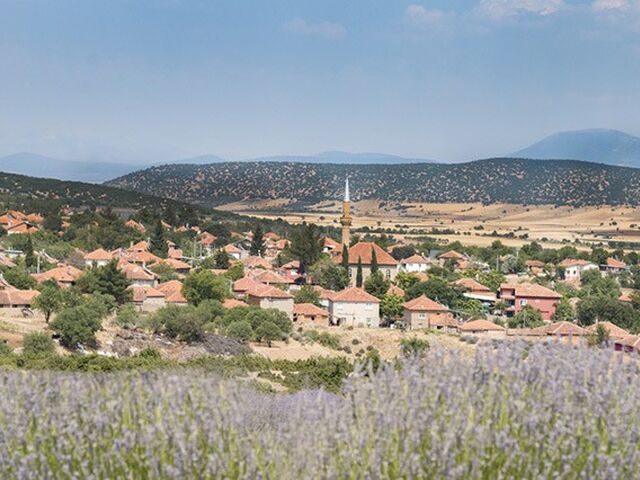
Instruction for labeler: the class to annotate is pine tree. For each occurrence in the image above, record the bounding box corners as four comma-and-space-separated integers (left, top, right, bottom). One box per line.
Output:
163, 204, 177, 227
289, 223, 323, 274
25, 235, 35, 269
95, 260, 132, 304
149, 219, 168, 258
371, 247, 379, 274
356, 256, 363, 288
250, 225, 264, 256
341, 244, 349, 270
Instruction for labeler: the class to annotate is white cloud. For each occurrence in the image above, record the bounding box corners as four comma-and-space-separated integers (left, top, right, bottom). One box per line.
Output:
478, 0, 567, 19
592, 0, 630, 12
283, 18, 346, 40
404, 4, 452, 26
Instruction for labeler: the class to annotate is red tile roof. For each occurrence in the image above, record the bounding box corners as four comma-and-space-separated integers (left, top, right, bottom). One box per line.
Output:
346, 242, 397, 266
459, 319, 505, 332
387, 285, 405, 297
454, 278, 491, 292
533, 321, 586, 336
403, 295, 448, 312
223, 298, 246, 309
400, 254, 430, 265
33, 266, 82, 284
500, 283, 562, 299
293, 303, 328, 317
246, 284, 293, 299
119, 262, 158, 281
331, 287, 380, 303
233, 276, 263, 293
252, 270, 290, 284
157, 280, 188, 304
585, 321, 629, 338
438, 250, 466, 260
606, 257, 627, 269
558, 258, 594, 268
242, 256, 273, 270
84, 248, 113, 261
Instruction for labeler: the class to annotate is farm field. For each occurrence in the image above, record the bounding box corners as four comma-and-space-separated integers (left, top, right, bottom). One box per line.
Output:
218, 200, 640, 249
2, 342, 639, 478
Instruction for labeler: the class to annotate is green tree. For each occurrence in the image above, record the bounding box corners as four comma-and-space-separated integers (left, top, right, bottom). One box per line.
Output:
33, 282, 63, 323
380, 293, 404, 321
22, 332, 55, 357
294, 285, 321, 305
453, 298, 486, 320
149, 262, 178, 283
309, 259, 349, 291
400, 337, 429, 358
580, 269, 620, 298
182, 270, 228, 305
114, 304, 139, 329
478, 270, 506, 292
93, 260, 132, 304
588, 323, 610, 348
507, 305, 544, 329
364, 271, 390, 299
341, 244, 349, 270
370, 247, 379, 274
226, 320, 253, 343
289, 223, 323, 274
214, 250, 231, 269
1, 267, 36, 290
552, 299, 575, 322
224, 263, 245, 281
356, 257, 363, 288
395, 272, 420, 291
406, 278, 463, 307
50, 304, 104, 349
255, 320, 283, 347
149, 219, 168, 258
250, 225, 264, 256
577, 295, 639, 331
24, 235, 35, 269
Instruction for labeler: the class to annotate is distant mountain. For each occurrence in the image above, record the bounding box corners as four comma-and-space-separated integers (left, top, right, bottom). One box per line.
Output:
513, 129, 640, 167
156, 154, 226, 166
0, 153, 139, 183
106, 158, 640, 207
250, 151, 436, 164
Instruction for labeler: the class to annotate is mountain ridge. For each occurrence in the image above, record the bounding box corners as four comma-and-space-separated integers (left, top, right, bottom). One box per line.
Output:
512, 128, 640, 167
105, 157, 640, 207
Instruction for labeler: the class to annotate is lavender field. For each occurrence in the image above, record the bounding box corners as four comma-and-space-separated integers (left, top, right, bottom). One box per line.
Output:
1, 342, 639, 479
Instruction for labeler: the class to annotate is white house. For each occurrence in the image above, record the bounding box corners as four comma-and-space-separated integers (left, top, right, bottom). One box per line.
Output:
559, 259, 598, 282
399, 254, 432, 273
329, 287, 380, 328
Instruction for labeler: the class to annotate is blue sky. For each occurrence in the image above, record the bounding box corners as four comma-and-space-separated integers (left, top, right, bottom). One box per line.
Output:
1, 0, 639, 163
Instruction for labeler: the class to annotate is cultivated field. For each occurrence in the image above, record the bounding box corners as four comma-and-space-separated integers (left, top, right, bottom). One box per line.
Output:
2, 342, 639, 478
219, 200, 640, 249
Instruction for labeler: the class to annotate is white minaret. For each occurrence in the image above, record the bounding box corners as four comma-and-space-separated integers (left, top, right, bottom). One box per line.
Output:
340, 177, 352, 248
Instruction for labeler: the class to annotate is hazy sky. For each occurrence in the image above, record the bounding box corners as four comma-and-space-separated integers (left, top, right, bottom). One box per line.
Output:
1, 0, 640, 163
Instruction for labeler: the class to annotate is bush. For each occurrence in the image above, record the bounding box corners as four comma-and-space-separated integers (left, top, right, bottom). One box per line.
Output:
351, 338, 361, 345
301, 330, 341, 350
115, 305, 139, 329
255, 321, 283, 347
49, 303, 104, 350
22, 333, 56, 357
135, 347, 161, 360
400, 337, 429, 358
226, 320, 254, 343
0, 341, 12, 356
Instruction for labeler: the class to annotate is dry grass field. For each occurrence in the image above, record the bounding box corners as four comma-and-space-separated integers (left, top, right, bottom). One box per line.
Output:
219, 200, 640, 249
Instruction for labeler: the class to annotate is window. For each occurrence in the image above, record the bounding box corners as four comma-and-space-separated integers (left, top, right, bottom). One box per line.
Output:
519, 299, 528, 306
418, 312, 426, 319
365, 303, 372, 310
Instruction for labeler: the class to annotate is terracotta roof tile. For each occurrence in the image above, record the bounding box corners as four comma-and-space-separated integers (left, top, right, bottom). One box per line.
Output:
585, 321, 629, 338
293, 303, 328, 316
246, 284, 293, 299
331, 287, 380, 303
459, 319, 505, 332
346, 242, 397, 266
403, 295, 448, 312
500, 283, 562, 299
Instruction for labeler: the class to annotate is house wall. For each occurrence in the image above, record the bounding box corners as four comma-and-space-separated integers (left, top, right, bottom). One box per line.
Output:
247, 296, 294, 319
403, 311, 453, 330
512, 296, 560, 322
131, 279, 158, 288
564, 264, 597, 281
294, 313, 329, 326
141, 297, 166, 312
401, 263, 430, 273
330, 301, 380, 328
348, 265, 397, 286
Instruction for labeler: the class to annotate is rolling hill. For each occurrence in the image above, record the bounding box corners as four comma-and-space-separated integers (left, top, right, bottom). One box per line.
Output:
513, 129, 640, 167
106, 158, 640, 207
0, 170, 190, 211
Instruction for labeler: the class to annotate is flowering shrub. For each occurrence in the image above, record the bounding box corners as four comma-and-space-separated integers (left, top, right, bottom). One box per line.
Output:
1, 342, 639, 478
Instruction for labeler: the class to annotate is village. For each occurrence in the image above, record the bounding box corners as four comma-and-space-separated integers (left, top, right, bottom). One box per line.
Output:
0, 179, 638, 360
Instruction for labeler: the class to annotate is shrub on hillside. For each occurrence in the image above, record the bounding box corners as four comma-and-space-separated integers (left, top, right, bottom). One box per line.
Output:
22, 333, 56, 357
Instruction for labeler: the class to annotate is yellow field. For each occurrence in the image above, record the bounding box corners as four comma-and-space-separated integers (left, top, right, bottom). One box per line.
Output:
218, 200, 640, 249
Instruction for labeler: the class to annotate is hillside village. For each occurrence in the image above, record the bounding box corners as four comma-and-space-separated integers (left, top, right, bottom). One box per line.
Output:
0, 179, 640, 360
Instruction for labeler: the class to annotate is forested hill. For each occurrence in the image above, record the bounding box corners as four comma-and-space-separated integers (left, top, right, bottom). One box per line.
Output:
0, 171, 189, 210
106, 158, 640, 207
